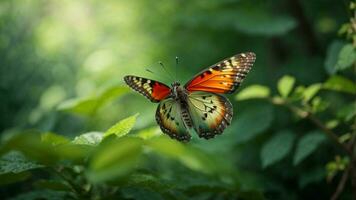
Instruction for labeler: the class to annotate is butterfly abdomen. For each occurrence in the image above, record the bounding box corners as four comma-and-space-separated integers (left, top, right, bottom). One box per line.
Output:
180, 107, 193, 128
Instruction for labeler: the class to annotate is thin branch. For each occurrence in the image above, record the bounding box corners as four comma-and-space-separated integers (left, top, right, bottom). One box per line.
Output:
331, 164, 350, 200
270, 98, 352, 156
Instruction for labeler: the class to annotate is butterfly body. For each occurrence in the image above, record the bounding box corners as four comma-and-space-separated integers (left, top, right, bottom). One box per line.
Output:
124, 52, 256, 142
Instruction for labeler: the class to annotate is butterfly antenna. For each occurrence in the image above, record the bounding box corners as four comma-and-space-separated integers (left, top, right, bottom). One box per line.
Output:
175, 56, 179, 80
159, 61, 174, 81
145, 68, 171, 82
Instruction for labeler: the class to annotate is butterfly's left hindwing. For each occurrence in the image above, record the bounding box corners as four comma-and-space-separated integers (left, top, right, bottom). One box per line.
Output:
156, 99, 192, 142
124, 76, 171, 103
187, 91, 232, 139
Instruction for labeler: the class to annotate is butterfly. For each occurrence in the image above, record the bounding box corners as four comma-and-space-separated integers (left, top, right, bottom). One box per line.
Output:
124, 52, 256, 142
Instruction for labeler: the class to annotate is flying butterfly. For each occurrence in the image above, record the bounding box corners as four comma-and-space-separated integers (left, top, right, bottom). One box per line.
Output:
124, 52, 256, 142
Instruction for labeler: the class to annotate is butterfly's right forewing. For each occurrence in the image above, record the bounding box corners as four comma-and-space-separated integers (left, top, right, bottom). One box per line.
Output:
156, 99, 191, 142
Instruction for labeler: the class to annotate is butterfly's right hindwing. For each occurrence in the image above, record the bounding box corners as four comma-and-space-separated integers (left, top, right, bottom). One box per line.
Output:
156, 99, 191, 142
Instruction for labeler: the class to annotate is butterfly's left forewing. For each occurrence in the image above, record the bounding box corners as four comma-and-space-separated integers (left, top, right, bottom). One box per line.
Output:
124, 76, 171, 103
156, 99, 192, 142
187, 91, 233, 139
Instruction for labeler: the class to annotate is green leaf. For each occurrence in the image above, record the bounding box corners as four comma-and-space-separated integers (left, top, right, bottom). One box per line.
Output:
336, 44, 356, 70
293, 131, 326, 165
57, 97, 98, 115
34, 180, 71, 192
135, 127, 161, 140
261, 130, 295, 168
277, 75, 295, 98
8, 189, 67, 200
235, 85, 270, 101
41, 132, 70, 146
88, 137, 143, 183
302, 83, 322, 102
104, 114, 139, 138
54, 143, 93, 161
0, 151, 43, 175
234, 103, 274, 143
324, 41, 344, 74
298, 167, 325, 188
0, 132, 59, 164
147, 137, 219, 174
323, 75, 356, 94
73, 132, 103, 145
337, 102, 356, 122
0, 172, 31, 186
58, 86, 129, 116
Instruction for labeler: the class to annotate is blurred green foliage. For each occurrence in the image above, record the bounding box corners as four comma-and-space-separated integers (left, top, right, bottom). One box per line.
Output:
0, 0, 355, 199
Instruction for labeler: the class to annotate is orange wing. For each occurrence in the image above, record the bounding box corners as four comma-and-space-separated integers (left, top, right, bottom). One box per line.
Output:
124, 76, 171, 102
184, 52, 256, 94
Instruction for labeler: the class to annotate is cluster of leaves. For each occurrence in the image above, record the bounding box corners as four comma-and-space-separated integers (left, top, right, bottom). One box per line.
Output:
0, 114, 264, 200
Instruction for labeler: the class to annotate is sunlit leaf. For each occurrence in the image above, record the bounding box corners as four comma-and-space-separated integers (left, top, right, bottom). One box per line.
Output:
58, 86, 129, 116
135, 127, 161, 140
57, 97, 98, 115
234, 103, 274, 143
88, 137, 143, 183
147, 136, 218, 174
261, 130, 295, 168
302, 83, 322, 102
73, 132, 103, 145
293, 131, 326, 165
336, 44, 356, 70
323, 75, 356, 94
324, 41, 344, 74
235, 85, 270, 101
104, 113, 139, 138
277, 75, 295, 98
55, 143, 93, 161
41, 132, 70, 146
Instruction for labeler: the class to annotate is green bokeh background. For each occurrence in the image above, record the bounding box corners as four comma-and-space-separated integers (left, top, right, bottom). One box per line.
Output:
0, 0, 354, 199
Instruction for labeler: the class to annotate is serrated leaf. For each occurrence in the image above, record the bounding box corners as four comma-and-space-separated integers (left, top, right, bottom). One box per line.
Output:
104, 114, 139, 138
234, 103, 274, 143
0, 151, 43, 175
302, 83, 322, 102
261, 130, 295, 168
293, 131, 326, 165
235, 85, 270, 101
88, 137, 143, 183
324, 41, 344, 74
323, 75, 356, 94
336, 44, 356, 70
277, 75, 295, 98
73, 132, 103, 145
